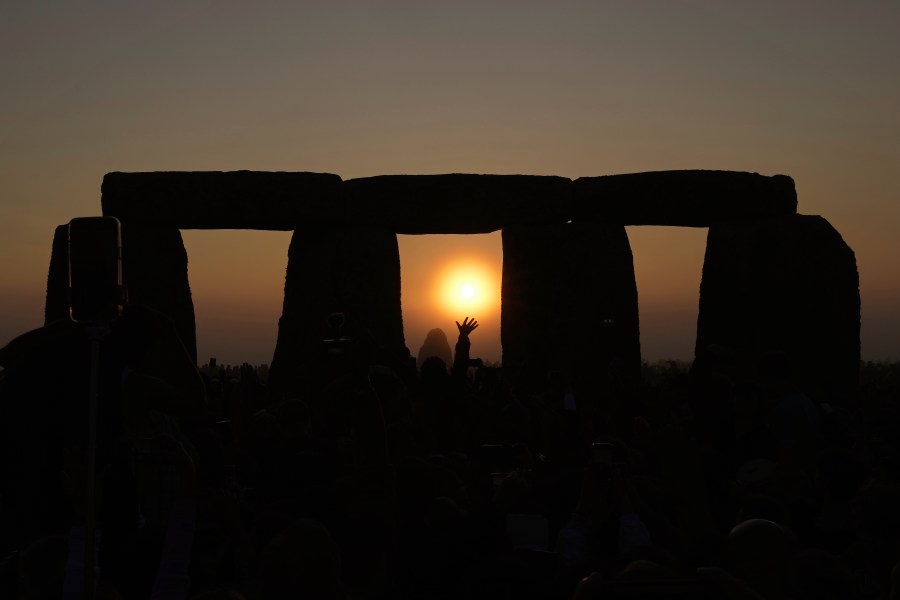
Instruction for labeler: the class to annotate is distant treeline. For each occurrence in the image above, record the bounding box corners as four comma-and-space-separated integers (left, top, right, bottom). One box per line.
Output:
860, 360, 900, 391
198, 358, 900, 391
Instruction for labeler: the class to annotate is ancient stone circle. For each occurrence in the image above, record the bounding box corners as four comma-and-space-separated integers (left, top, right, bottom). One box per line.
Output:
44, 170, 860, 399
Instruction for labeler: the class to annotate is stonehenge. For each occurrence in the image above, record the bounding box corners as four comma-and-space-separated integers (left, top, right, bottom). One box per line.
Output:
43, 169, 859, 399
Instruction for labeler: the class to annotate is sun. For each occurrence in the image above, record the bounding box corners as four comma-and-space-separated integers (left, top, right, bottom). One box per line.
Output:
434, 260, 497, 317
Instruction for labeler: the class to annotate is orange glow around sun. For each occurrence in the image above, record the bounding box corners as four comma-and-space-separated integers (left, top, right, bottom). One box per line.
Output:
433, 260, 499, 318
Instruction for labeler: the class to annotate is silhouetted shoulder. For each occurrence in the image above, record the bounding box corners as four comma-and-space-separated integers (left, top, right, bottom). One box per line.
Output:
0, 319, 80, 372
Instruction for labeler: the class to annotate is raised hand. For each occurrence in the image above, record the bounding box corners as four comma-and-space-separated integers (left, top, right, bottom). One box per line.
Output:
455, 316, 479, 338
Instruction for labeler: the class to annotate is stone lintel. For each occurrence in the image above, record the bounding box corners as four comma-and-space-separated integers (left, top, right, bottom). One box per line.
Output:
101, 170, 797, 231
344, 174, 572, 234
573, 170, 797, 227
102, 171, 344, 230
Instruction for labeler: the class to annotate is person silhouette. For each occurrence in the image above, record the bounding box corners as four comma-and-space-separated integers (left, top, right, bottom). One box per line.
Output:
416, 328, 453, 372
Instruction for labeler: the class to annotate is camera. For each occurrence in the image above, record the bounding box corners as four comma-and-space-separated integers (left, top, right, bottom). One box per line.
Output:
323, 312, 350, 358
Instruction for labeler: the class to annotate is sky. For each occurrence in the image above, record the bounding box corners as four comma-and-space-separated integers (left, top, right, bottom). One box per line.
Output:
1, 1, 898, 366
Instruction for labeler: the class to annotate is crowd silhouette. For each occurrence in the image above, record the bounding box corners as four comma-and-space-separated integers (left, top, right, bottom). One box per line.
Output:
1, 224, 898, 599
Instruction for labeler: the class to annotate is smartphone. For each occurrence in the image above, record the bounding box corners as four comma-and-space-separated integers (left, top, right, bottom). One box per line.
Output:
68, 217, 124, 323
323, 312, 350, 360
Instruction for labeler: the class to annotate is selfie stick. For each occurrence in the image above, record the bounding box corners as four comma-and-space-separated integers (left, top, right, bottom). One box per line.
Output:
84, 325, 106, 599
67, 216, 123, 598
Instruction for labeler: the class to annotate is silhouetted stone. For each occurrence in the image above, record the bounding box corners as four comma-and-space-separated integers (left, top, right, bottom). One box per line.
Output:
102, 171, 344, 230
344, 174, 572, 234
573, 171, 797, 227
269, 227, 404, 393
501, 222, 640, 391
119, 223, 197, 361
102, 170, 796, 231
44, 225, 70, 324
696, 214, 859, 401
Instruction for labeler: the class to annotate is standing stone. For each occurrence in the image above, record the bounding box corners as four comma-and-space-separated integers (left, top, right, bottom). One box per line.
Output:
119, 222, 197, 362
269, 226, 405, 393
501, 222, 641, 393
44, 225, 70, 324
696, 214, 860, 402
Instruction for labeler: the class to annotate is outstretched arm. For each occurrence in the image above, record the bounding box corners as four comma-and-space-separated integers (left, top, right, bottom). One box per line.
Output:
452, 317, 478, 378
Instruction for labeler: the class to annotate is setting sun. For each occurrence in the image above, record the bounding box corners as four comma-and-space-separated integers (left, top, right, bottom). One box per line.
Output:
398, 234, 503, 365
434, 260, 498, 317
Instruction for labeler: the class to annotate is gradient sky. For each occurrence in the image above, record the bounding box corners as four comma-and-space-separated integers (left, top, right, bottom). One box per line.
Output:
2, 1, 898, 366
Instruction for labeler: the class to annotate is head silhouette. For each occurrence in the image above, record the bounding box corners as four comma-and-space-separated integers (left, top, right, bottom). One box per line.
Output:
417, 328, 452, 371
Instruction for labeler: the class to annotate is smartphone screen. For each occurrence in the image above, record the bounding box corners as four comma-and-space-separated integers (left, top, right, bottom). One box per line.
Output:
68, 217, 123, 323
